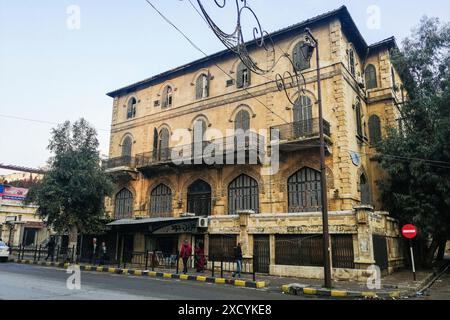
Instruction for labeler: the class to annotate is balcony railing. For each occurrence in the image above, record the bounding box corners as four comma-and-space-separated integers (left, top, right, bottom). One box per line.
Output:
102, 156, 136, 170
270, 118, 331, 142
136, 132, 265, 169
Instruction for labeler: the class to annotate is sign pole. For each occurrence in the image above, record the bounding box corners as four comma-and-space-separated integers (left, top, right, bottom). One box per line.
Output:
409, 239, 416, 281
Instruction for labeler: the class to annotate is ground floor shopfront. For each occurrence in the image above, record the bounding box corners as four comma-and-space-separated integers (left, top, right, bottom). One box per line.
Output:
102, 206, 405, 281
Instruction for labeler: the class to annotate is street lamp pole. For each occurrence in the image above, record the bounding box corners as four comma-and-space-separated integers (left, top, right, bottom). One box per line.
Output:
304, 28, 332, 288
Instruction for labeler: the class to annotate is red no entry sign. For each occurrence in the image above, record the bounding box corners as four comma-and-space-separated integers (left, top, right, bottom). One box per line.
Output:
402, 224, 417, 239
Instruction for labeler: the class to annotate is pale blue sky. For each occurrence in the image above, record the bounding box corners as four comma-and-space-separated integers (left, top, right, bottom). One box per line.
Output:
1, 0, 449, 174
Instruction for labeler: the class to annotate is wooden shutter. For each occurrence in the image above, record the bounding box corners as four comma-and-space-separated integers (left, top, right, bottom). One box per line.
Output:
288, 167, 322, 213
228, 174, 259, 215
355, 100, 363, 137
235, 110, 250, 132
236, 63, 244, 88
196, 75, 203, 99
368, 115, 382, 144
150, 184, 172, 217
121, 136, 132, 157
293, 42, 310, 71
365, 64, 377, 89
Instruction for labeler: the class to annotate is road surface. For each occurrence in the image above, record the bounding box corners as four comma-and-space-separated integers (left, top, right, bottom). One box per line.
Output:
0, 263, 308, 300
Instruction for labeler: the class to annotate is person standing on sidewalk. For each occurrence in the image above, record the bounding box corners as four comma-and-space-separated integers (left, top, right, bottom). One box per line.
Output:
45, 237, 56, 262
180, 240, 192, 274
99, 242, 108, 265
232, 242, 243, 278
90, 238, 98, 264
195, 241, 206, 273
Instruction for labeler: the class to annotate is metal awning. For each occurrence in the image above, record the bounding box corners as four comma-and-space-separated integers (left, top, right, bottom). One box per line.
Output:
106, 216, 203, 235
107, 216, 198, 227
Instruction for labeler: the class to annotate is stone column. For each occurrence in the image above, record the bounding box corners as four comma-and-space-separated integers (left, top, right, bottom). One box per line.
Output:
237, 210, 253, 257
354, 205, 376, 270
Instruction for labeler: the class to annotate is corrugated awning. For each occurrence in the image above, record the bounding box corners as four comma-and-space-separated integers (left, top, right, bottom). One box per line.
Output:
107, 216, 199, 227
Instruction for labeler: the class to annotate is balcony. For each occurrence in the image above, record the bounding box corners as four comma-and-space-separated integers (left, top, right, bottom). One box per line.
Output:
102, 156, 138, 180
270, 118, 332, 152
136, 132, 265, 175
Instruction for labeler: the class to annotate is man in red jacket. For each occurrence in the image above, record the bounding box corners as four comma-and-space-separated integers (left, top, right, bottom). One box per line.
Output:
180, 240, 192, 274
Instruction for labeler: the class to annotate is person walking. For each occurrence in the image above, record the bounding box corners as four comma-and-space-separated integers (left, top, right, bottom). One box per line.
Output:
91, 238, 98, 264
180, 240, 192, 274
45, 237, 56, 262
232, 242, 243, 278
195, 241, 206, 273
99, 242, 108, 265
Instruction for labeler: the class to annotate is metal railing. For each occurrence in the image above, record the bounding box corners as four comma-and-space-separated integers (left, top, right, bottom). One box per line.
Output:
9, 244, 77, 264
270, 118, 331, 141
136, 132, 265, 168
102, 156, 136, 170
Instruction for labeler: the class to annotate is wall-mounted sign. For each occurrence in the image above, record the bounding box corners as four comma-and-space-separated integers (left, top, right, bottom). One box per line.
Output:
349, 151, 361, 166
0, 185, 28, 201
151, 220, 198, 235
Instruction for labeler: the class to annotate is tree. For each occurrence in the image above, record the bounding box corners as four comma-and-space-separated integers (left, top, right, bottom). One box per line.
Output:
375, 17, 450, 267
26, 119, 113, 259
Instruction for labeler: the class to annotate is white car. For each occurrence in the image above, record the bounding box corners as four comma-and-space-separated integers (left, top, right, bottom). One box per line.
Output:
0, 241, 10, 262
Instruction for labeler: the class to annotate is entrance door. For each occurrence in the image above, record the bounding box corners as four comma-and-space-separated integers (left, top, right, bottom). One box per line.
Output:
119, 234, 134, 263
253, 235, 270, 274
187, 180, 211, 216
372, 235, 388, 270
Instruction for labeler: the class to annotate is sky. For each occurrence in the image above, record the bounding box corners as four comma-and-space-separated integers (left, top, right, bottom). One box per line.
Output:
1, 0, 449, 175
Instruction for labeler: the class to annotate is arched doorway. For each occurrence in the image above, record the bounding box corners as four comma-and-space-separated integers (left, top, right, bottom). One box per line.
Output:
187, 180, 211, 216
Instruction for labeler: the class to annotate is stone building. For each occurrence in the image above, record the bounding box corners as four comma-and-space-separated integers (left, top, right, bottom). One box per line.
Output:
103, 6, 406, 280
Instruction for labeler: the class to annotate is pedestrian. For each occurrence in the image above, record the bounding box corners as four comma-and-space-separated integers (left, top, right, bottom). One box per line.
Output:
91, 238, 98, 264
45, 237, 56, 262
99, 242, 107, 265
195, 241, 206, 273
232, 242, 243, 278
180, 239, 192, 274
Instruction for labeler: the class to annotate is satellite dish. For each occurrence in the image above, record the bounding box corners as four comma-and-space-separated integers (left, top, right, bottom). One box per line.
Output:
349, 151, 360, 166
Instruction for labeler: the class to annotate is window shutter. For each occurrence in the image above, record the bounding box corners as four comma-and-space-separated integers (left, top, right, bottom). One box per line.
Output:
293, 42, 310, 71
236, 63, 244, 88
365, 65, 377, 89
246, 67, 251, 87
162, 91, 167, 108
355, 101, 363, 137
368, 115, 382, 144
196, 75, 203, 99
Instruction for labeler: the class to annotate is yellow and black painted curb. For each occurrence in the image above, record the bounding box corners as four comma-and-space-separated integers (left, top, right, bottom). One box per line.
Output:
9, 259, 265, 289
281, 284, 406, 299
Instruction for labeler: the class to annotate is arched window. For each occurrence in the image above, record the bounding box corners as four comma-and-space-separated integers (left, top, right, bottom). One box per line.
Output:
187, 180, 211, 216
288, 167, 322, 213
236, 62, 251, 88
150, 184, 172, 217
368, 115, 382, 145
360, 173, 371, 205
293, 41, 311, 71
348, 48, 356, 77
228, 174, 259, 215
355, 98, 363, 138
158, 128, 170, 161
121, 136, 133, 157
114, 188, 133, 219
365, 64, 377, 89
162, 86, 173, 108
293, 95, 313, 135
196, 74, 209, 99
127, 98, 137, 119
235, 109, 250, 133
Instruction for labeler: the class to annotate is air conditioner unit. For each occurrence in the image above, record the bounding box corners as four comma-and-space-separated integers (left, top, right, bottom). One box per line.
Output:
198, 217, 209, 228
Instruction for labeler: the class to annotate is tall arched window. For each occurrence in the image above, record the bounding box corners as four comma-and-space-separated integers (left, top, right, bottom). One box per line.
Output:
235, 109, 250, 133
121, 136, 133, 157
360, 173, 371, 205
288, 167, 322, 213
365, 64, 377, 89
187, 180, 211, 216
293, 41, 311, 71
348, 48, 356, 77
158, 128, 170, 161
368, 115, 382, 145
196, 74, 209, 99
127, 98, 137, 119
293, 95, 313, 136
228, 174, 259, 215
355, 98, 363, 138
150, 184, 172, 217
115, 188, 133, 219
236, 62, 251, 88
162, 86, 173, 108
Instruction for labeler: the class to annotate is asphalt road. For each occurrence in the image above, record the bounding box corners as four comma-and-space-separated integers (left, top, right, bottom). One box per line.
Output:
421, 266, 450, 300
0, 263, 308, 300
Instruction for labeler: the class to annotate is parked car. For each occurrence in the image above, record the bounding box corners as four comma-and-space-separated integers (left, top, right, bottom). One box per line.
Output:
0, 241, 10, 262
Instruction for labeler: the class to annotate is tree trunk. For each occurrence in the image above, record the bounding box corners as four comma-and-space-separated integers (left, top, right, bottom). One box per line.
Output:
423, 238, 439, 268
436, 239, 447, 261
68, 225, 78, 263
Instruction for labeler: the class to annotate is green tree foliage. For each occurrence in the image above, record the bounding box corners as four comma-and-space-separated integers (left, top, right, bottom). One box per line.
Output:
26, 119, 113, 237
376, 17, 450, 266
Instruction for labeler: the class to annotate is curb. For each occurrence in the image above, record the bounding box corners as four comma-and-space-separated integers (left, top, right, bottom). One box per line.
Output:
9, 259, 266, 289
281, 283, 405, 299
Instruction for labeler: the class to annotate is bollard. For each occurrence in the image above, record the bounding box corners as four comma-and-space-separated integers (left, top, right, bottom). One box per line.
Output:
176, 252, 179, 274
220, 259, 224, 279
252, 256, 256, 282
211, 258, 215, 278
